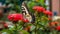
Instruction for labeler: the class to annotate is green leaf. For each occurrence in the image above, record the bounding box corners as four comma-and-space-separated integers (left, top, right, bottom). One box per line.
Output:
30, 25, 35, 31
20, 30, 30, 34
40, 0, 45, 4
31, 32, 35, 34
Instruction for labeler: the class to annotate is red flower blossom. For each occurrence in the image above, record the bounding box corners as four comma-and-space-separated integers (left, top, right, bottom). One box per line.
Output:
3, 23, 8, 28
24, 26, 31, 31
22, 18, 29, 23
24, 28, 28, 31
8, 14, 23, 22
49, 22, 58, 26
28, 26, 31, 30
56, 26, 60, 31
48, 18, 52, 20
43, 10, 52, 16
33, 6, 45, 12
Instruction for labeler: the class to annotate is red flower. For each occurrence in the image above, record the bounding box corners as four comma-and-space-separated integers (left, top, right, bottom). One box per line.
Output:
22, 18, 29, 23
49, 22, 58, 26
24, 28, 28, 31
8, 14, 23, 22
56, 26, 60, 31
27, 26, 31, 30
24, 26, 31, 31
3, 23, 8, 28
48, 18, 52, 20
43, 10, 52, 16
33, 6, 45, 12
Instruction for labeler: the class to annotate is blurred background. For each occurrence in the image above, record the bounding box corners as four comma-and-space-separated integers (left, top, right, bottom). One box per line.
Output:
0, 0, 60, 21
0, 0, 60, 15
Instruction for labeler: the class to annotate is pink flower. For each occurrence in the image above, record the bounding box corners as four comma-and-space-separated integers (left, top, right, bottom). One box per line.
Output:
33, 6, 45, 12
8, 13, 23, 22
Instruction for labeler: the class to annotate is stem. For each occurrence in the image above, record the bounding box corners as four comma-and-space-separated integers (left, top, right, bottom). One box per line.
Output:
14, 22, 19, 34
35, 22, 38, 34
14, 24, 17, 34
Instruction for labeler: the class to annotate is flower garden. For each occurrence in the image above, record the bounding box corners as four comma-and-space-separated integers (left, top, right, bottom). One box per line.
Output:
0, 0, 60, 34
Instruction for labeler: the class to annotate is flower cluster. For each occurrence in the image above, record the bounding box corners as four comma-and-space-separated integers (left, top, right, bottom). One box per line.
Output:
33, 6, 45, 12
2, 22, 8, 28
43, 10, 52, 16
48, 18, 52, 20
22, 18, 29, 23
33, 6, 52, 16
8, 13, 29, 23
56, 26, 60, 31
24, 26, 31, 31
49, 22, 58, 26
8, 14, 23, 21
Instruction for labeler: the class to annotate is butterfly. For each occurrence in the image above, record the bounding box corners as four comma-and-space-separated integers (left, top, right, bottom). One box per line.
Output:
21, 1, 35, 23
